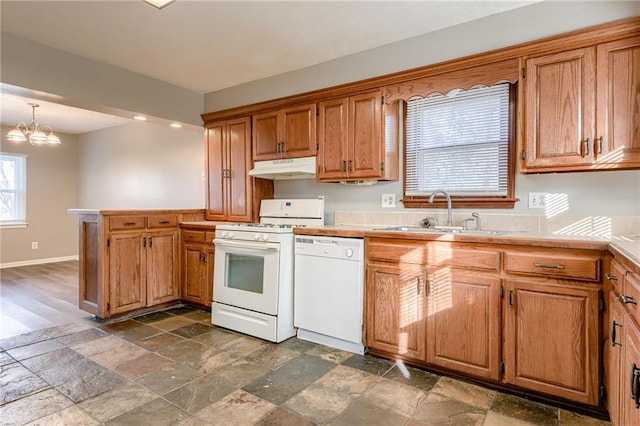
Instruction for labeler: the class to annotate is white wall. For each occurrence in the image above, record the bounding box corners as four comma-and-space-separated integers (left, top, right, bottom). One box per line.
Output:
275, 170, 640, 225
0, 126, 79, 265
1, 33, 203, 126
77, 122, 205, 209
205, 1, 640, 112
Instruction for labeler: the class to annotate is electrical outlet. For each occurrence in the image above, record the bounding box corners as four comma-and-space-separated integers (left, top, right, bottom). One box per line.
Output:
381, 193, 396, 208
528, 192, 547, 209
31, 242, 38, 249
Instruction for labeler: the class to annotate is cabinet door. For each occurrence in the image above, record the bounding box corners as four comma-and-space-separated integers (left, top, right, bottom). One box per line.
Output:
317, 98, 349, 180
280, 103, 317, 158
109, 232, 146, 315
622, 313, 640, 426
205, 122, 227, 220
252, 111, 279, 161
182, 243, 208, 305
146, 230, 179, 306
504, 280, 600, 405
348, 91, 382, 179
596, 36, 640, 168
609, 292, 624, 426
365, 263, 426, 361
523, 48, 596, 170
226, 117, 253, 222
427, 271, 501, 380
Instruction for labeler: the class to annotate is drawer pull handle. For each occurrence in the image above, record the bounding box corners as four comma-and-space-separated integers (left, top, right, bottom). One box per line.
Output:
533, 262, 565, 270
605, 273, 618, 281
417, 276, 424, 296
124, 222, 137, 226
611, 320, 622, 347
621, 295, 638, 305
631, 364, 640, 408
159, 220, 170, 225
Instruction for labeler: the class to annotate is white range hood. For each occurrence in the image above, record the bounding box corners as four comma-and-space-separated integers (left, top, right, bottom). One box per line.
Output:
248, 156, 316, 180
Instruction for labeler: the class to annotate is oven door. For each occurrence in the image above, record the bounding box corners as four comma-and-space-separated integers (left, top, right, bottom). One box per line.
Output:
213, 238, 280, 315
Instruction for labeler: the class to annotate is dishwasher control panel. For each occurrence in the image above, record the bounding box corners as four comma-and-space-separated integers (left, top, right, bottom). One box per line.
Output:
294, 236, 363, 261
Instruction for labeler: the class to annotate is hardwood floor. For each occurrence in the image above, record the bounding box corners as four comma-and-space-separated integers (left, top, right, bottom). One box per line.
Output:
0, 260, 90, 339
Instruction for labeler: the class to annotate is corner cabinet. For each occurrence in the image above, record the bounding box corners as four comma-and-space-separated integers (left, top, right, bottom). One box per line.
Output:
251, 103, 317, 161
522, 35, 640, 172
70, 210, 204, 319
205, 117, 273, 222
606, 251, 640, 425
317, 90, 399, 182
365, 236, 606, 407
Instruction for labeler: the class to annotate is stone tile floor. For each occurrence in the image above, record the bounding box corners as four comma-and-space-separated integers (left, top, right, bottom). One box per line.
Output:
0, 306, 610, 425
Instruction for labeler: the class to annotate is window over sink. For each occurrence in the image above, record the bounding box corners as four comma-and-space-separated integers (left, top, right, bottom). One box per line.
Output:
402, 82, 517, 209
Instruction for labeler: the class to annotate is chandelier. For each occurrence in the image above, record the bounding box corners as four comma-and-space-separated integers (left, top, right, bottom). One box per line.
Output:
6, 103, 61, 145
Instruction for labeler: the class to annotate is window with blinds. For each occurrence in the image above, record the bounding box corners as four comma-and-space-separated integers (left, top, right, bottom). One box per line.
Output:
405, 83, 511, 198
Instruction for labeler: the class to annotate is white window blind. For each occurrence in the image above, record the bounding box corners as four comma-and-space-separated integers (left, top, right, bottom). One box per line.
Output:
0, 153, 27, 226
405, 83, 510, 197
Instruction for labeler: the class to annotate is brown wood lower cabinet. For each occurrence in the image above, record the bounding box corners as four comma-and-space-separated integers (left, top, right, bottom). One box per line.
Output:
364, 236, 605, 408
427, 270, 501, 380
181, 227, 215, 307
70, 210, 203, 318
607, 252, 640, 425
503, 280, 600, 405
365, 263, 427, 361
109, 229, 179, 315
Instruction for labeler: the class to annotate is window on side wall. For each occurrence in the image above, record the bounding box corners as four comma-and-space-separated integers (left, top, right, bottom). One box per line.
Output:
0, 153, 27, 227
402, 82, 517, 209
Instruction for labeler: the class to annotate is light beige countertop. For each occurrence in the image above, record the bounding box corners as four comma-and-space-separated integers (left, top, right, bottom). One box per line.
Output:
295, 225, 640, 265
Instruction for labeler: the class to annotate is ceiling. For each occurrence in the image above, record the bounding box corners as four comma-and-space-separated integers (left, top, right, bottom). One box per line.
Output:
0, 0, 537, 135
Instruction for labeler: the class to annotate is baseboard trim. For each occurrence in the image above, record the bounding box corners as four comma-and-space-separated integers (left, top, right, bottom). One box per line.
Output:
0, 255, 79, 269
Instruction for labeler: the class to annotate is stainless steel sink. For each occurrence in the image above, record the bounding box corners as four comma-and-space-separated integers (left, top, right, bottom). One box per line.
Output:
383, 226, 507, 236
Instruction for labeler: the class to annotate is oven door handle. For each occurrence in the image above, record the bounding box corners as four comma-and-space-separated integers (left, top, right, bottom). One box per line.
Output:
213, 239, 280, 252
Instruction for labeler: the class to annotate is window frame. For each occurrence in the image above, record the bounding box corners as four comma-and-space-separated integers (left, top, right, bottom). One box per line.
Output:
401, 84, 518, 209
0, 153, 28, 227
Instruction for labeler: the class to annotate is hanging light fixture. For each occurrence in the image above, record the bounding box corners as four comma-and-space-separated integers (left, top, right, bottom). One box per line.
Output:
6, 103, 61, 145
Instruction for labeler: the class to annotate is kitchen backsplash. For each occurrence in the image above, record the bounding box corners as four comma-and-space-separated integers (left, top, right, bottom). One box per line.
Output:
334, 211, 640, 238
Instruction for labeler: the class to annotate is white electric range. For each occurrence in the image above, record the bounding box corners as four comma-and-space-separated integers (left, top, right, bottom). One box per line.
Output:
212, 198, 324, 342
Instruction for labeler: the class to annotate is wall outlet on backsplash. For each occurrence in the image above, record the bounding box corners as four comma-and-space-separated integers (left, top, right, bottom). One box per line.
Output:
528, 192, 547, 209
381, 193, 396, 208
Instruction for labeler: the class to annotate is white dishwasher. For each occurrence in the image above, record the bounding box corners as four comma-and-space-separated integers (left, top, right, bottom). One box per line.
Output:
294, 236, 365, 355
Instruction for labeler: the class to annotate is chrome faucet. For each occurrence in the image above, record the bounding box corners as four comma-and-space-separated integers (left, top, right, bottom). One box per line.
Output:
429, 189, 452, 226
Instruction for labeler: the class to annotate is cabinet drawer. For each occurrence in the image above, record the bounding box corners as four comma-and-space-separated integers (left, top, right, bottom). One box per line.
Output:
367, 239, 425, 264
147, 215, 177, 228
205, 231, 215, 245
622, 273, 640, 325
426, 244, 500, 271
504, 251, 600, 282
109, 216, 145, 230
608, 260, 626, 295
183, 230, 206, 244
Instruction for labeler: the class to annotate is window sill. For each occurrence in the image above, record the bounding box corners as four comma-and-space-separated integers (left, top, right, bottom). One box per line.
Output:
1, 222, 28, 229
402, 197, 518, 209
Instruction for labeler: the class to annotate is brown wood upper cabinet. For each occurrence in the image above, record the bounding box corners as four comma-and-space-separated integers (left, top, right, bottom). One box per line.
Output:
522, 35, 640, 172
317, 90, 399, 182
252, 103, 317, 161
206, 117, 273, 222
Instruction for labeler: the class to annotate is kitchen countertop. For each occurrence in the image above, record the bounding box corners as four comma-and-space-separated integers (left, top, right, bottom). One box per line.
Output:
294, 225, 640, 265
